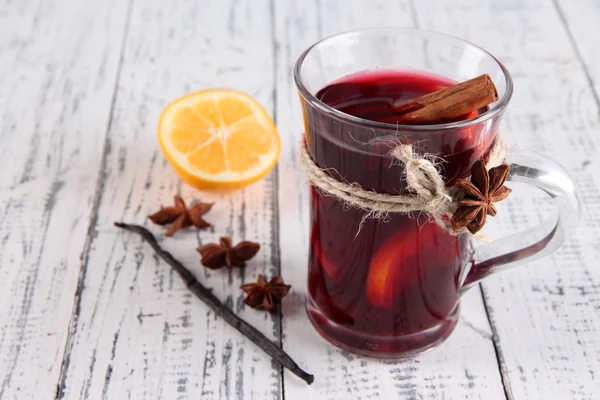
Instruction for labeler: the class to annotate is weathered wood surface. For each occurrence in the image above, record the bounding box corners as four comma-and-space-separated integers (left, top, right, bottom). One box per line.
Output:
54, 0, 282, 399
0, 0, 598, 399
0, 0, 130, 397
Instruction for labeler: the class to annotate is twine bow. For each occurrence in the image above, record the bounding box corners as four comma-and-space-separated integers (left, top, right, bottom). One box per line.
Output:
300, 136, 506, 235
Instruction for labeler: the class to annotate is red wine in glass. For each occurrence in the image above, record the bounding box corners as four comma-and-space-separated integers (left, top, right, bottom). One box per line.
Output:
305, 70, 494, 357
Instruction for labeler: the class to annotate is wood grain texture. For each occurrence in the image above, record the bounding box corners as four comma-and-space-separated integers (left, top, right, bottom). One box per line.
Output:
554, 0, 600, 105
0, 0, 130, 398
1, 0, 599, 398
274, 1, 506, 399
56, 0, 284, 399
412, 0, 600, 398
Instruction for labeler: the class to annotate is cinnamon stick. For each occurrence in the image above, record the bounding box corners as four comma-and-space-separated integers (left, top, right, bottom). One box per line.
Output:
393, 74, 498, 124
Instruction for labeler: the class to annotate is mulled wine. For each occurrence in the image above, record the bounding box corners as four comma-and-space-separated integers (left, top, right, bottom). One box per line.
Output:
304, 70, 497, 356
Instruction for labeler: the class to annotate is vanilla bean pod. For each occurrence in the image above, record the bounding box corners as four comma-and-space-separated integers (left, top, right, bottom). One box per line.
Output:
114, 222, 314, 385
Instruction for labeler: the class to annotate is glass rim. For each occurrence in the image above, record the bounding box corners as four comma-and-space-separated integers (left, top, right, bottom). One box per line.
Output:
293, 27, 513, 132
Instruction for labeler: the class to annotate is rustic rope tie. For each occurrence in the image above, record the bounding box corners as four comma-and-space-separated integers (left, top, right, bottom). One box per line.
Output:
300, 136, 506, 234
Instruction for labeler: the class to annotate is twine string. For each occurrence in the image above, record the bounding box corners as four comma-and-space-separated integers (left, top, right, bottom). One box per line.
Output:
300, 136, 506, 235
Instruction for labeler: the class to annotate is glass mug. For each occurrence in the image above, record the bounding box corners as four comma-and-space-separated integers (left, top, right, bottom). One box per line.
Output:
294, 28, 581, 358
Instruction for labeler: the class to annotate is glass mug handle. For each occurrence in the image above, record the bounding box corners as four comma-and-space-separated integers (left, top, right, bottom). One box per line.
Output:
460, 150, 582, 292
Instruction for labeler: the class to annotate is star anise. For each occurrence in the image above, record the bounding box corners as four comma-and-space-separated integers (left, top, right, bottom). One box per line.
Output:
148, 196, 213, 237
241, 275, 291, 311
197, 237, 260, 269
451, 160, 512, 234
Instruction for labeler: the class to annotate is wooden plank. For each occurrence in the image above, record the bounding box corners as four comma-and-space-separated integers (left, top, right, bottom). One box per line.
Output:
412, 0, 600, 398
56, 0, 282, 399
553, 0, 600, 102
274, 1, 506, 398
0, 0, 130, 398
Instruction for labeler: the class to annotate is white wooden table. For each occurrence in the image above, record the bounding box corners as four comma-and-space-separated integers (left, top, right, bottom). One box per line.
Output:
2, 0, 599, 398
